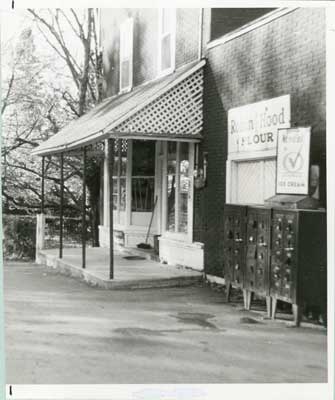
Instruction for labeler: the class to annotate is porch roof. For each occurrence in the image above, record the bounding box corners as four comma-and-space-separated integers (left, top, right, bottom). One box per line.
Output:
33, 59, 205, 156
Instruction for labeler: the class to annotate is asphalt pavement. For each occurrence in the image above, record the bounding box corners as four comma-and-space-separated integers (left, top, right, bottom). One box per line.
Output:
4, 262, 328, 384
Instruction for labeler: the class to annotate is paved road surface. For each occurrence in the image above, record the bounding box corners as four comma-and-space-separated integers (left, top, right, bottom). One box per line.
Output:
4, 262, 327, 384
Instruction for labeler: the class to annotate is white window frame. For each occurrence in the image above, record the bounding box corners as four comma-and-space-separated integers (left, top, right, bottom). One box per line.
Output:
226, 154, 276, 204
158, 8, 176, 77
162, 141, 194, 243
94, 8, 102, 51
112, 140, 128, 227
119, 17, 133, 93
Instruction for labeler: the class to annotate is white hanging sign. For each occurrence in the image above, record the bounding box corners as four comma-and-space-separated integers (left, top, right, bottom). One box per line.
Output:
276, 127, 311, 195
228, 95, 291, 155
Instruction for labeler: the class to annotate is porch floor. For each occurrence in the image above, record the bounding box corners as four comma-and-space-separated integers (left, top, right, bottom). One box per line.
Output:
37, 247, 203, 290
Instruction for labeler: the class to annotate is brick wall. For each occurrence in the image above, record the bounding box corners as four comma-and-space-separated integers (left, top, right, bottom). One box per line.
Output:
101, 8, 200, 97
195, 8, 326, 277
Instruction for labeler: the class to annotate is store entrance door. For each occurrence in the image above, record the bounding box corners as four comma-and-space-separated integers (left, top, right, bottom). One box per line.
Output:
232, 158, 276, 204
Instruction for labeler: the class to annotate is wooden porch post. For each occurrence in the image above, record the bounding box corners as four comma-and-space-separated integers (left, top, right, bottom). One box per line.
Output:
59, 153, 64, 259
36, 156, 46, 263
108, 138, 114, 279
82, 147, 87, 269
41, 156, 45, 214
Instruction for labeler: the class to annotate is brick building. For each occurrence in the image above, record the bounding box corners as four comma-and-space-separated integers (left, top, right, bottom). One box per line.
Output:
34, 8, 326, 283
198, 8, 326, 279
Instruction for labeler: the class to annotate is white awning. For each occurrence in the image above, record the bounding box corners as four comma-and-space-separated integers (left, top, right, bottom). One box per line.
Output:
33, 59, 205, 156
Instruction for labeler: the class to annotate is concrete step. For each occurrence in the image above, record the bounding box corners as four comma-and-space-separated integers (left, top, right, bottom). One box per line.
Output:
119, 246, 160, 262
37, 250, 203, 291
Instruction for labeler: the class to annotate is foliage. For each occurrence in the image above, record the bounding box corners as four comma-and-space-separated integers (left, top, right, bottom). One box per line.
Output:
2, 215, 36, 260
1, 9, 104, 245
1, 25, 82, 215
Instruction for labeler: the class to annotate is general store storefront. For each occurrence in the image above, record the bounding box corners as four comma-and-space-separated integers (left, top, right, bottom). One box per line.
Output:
33, 60, 206, 272
218, 94, 327, 325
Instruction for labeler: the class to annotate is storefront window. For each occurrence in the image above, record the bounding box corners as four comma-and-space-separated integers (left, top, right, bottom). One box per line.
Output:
178, 143, 189, 233
112, 140, 127, 212
167, 142, 176, 231
132, 140, 155, 212
166, 142, 190, 234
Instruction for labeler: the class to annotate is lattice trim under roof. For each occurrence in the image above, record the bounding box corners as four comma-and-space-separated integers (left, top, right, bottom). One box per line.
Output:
33, 60, 205, 156
115, 68, 204, 136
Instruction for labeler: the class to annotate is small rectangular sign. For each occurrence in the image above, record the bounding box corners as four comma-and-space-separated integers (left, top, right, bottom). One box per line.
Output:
276, 127, 311, 195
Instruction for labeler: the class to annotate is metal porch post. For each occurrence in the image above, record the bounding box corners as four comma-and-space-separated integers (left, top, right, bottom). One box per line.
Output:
82, 147, 87, 269
108, 138, 114, 279
59, 153, 64, 259
41, 156, 45, 214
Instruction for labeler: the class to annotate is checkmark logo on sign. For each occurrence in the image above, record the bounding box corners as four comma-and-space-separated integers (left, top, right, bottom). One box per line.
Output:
283, 146, 304, 172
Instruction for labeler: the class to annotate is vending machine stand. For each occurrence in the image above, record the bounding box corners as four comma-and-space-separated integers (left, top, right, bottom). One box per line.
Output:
243, 206, 272, 318
223, 196, 327, 327
266, 194, 326, 327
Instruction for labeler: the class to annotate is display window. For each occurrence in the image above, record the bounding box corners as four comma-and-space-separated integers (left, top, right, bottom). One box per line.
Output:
112, 140, 127, 224
165, 141, 193, 237
131, 140, 155, 212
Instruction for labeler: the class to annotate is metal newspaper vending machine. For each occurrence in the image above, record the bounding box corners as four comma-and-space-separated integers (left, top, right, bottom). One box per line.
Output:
223, 127, 327, 326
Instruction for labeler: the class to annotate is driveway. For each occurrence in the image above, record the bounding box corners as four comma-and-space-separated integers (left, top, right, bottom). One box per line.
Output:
4, 262, 327, 384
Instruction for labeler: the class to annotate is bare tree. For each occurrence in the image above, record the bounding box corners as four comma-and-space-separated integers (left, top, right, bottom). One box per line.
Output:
1, 24, 91, 218
26, 9, 103, 244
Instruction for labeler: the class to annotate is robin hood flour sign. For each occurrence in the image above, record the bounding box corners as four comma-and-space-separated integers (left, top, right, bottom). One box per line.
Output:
276, 127, 311, 195
228, 95, 291, 155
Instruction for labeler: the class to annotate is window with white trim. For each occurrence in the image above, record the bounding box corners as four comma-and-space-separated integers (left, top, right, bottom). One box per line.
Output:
119, 17, 133, 92
158, 8, 176, 75
112, 140, 128, 221
230, 158, 276, 204
166, 142, 191, 234
131, 140, 155, 212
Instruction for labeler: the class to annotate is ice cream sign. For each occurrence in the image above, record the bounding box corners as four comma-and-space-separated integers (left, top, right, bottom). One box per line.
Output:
276, 127, 311, 195
228, 95, 291, 155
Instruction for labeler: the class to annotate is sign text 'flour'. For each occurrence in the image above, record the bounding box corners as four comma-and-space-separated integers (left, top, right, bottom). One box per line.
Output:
228, 95, 291, 155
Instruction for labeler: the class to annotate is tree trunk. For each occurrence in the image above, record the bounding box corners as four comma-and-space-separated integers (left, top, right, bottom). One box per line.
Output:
78, 9, 93, 116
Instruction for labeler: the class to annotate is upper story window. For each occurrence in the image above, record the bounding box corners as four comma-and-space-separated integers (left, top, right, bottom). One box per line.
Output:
94, 8, 101, 50
158, 8, 176, 75
210, 8, 276, 41
119, 17, 133, 92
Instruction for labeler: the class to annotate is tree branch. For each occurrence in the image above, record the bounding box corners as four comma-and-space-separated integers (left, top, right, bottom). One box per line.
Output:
28, 9, 81, 89
1, 70, 15, 115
